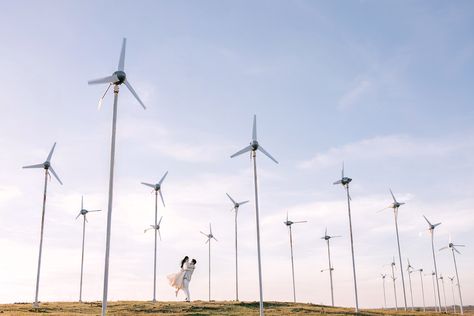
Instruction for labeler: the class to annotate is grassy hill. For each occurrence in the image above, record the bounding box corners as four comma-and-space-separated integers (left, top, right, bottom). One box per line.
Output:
0, 301, 470, 315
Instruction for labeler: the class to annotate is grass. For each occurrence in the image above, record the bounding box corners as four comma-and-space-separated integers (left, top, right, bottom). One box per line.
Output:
0, 301, 471, 315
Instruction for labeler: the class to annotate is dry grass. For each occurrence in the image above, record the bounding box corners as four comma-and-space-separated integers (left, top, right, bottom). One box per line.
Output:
0, 301, 472, 315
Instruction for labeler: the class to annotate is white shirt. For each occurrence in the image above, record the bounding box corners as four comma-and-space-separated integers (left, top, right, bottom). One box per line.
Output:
184, 263, 195, 281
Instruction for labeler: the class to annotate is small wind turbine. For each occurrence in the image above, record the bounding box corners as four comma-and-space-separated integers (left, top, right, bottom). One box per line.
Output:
416, 268, 426, 312
439, 274, 448, 313
230, 114, 278, 316
226, 193, 249, 302
381, 274, 387, 310
201, 223, 218, 302
447, 276, 457, 314
406, 258, 415, 311
75, 196, 101, 303
23, 142, 63, 307
379, 189, 408, 311
89, 38, 146, 316
320, 227, 340, 307
389, 257, 398, 311
426, 271, 439, 312
333, 163, 359, 313
423, 215, 442, 312
283, 213, 307, 303
141, 171, 168, 303
440, 237, 465, 315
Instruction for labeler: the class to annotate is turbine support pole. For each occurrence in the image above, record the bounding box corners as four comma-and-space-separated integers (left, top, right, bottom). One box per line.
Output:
452, 249, 464, 314
79, 215, 86, 302
252, 150, 264, 316
289, 225, 296, 303
419, 271, 426, 312
208, 238, 211, 302
430, 233, 442, 312
345, 184, 359, 313
407, 269, 414, 311
441, 277, 448, 313
393, 209, 408, 311
327, 239, 334, 307
102, 84, 119, 316
235, 209, 239, 301
382, 277, 387, 309
153, 190, 158, 303
33, 168, 49, 308
391, 264, 398, 310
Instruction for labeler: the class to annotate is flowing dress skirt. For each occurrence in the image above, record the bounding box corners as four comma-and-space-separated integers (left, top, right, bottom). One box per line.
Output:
167, 270, 185, 291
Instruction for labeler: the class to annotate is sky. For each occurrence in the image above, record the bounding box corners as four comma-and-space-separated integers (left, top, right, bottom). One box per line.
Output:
0, 0, 473, 309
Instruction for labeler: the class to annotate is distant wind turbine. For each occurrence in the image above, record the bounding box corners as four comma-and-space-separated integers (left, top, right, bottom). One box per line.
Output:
406, 258, 415, 311
440, 237, 465, 314
230, 114, 278, 316
284, 213, 307, 303
226, 193, 249, 301
438, 274, 448, 313
88, 38, 146, 316
389, 257, 398, 311
423, 215, 442, 312
320, 228, 340, 307
426, 271, 439, 312
201, 223, 218, 302
23, 142, 63, 307
333, 163, 359, 313
141, 171, 168, 303
416, 268, 426, 312
75, 196, 101, 303
381, 274, 387, 310
447, 276, 457, 314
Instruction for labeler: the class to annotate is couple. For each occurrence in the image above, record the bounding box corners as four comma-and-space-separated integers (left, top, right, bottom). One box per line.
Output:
167, 256, 197, 302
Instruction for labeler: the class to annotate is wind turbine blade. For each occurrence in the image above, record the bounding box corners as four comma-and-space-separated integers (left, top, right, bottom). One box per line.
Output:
205, 238, 210, 244
76, 212, 81, 219
88, 75, 118, 85
226, 193, 236, 205
124, 79, 146, 109
422, 215, 432, 226
88, 210, 102, 212
257, 146, 278, 164
453, 247, 461, 255
158, 216, 163, 226
252, 115, 257, 141
159, 190, 165, 207
46, 142, 57, 162
158, 171, 168, 185
453, 244, 465, 247
213, 236, 218, 242
333, 180, 342, 185
433, 222, 442, 228
341, 162, 345, 178
141, 182, 155, 188
439, 246, 449, 251
98, 84, 112, 110
294, 221, 308, 224
325, 227, 327, 237
331, 235, 342, 238
81, 195, 84, 210
389, 189, 397, 203
238, 200, 249, 205
209, 223, 212, 235
22, 163, 44, 169
200, 231, 208, 237
118, 38, 126, 71
286, 211, 288, 223
48, 166, 63, 185
230, 145, 252, 158
377, 207, 390, 213
84, 215, 88, 223
158, 229, 162, 241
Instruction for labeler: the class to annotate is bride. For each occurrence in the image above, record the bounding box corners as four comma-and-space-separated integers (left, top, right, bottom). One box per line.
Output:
167, 256, 189, 296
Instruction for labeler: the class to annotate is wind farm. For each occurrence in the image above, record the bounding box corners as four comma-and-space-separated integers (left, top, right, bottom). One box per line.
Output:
1, 1, 474, 316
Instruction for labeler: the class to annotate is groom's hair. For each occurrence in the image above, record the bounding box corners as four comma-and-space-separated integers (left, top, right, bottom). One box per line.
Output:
191, 259, 197, 264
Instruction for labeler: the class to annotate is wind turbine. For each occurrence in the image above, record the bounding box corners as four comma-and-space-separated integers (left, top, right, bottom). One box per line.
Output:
416, 268, 426, 312
406, 258, 415, 311
381, 274, 387, 310
23, 142, 63, 307
75, 196, 101, 303
423, 215, 442, 312
426, 271, 439, 312
320, 227, 340, 307
88, 38, 146, 316
447, 276, 457, 314
440, 237, 465, 315
389, 257, 398, 311
378, 189, 408, 311
283, 213, 307, 303
333, 163, 359, 313
226, 193, 249, 301
141, 171, 168, 303
439, 274, 448, 313
230, 114, 278, 316
200, 223, 218, 302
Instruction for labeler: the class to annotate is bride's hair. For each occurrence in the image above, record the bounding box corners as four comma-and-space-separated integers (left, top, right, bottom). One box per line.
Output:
181, 256, 189, 268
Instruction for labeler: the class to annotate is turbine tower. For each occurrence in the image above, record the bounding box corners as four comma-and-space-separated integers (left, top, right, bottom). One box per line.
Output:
379, 189, 408, 311
320, 228, 340, 307
447, 276, 457, 314
416, 268, 426, 312
226, 193, 249, 301
406, 258, 415, 311
439, 274, 448, 313
230, 114, 278, 316
283, 213, 307, 303
381, 274, 387, 310
200, 223, 218, 302
427, 271, 439, 312
88, 38, 146, 316
389, 257, 398, 311
423, 215, 442, 312
141, 171, 168, 303
75, 196, 101, 302
23, 142, 63, 307
440, 237, 465, 314
333, 163, 359, 313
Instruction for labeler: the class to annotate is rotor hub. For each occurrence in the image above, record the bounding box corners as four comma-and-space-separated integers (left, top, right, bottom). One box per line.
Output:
81, 209, 87, 215
113, 70, 126, 84
251, 141, 259, 151
341, 177, 352, 185
43, 161, 50, 169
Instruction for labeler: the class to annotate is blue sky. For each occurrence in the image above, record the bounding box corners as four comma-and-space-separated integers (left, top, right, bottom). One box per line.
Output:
0, 0, 473, 309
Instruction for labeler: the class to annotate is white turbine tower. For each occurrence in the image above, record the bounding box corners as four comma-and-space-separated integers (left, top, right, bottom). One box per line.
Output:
230, 114, 278, 316
440, 237, 465, 314
423, 215, 442, 312
447, 276, 457, 314
416, 268, 426, 312
381, 274, 387, 310
283, 213, 307, 303
426, 271, 439, 311
75, 196, 101, 302
88, 38, 146, 316
379, 189, 408, 311
439, 274, 448, 313
333, 163, 359, 313
389, 257, 398, 311
200, 223, 218, 302
226, 193, 249, 301
320, 228, 340, 307
141, 171, 168, 303
406, 258, 415, 311
23, 142, 63, 307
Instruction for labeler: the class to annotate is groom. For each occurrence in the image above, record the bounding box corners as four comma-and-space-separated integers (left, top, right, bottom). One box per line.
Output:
183, 259, 196, 302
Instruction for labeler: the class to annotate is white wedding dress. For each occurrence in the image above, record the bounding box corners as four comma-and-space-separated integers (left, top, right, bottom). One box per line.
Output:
167, 261, 188, 293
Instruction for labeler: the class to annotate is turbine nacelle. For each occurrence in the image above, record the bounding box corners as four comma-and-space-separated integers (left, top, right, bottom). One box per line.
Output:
251, 140, 259, 151
113, 70, 126, 84
80, 209, 88, 216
